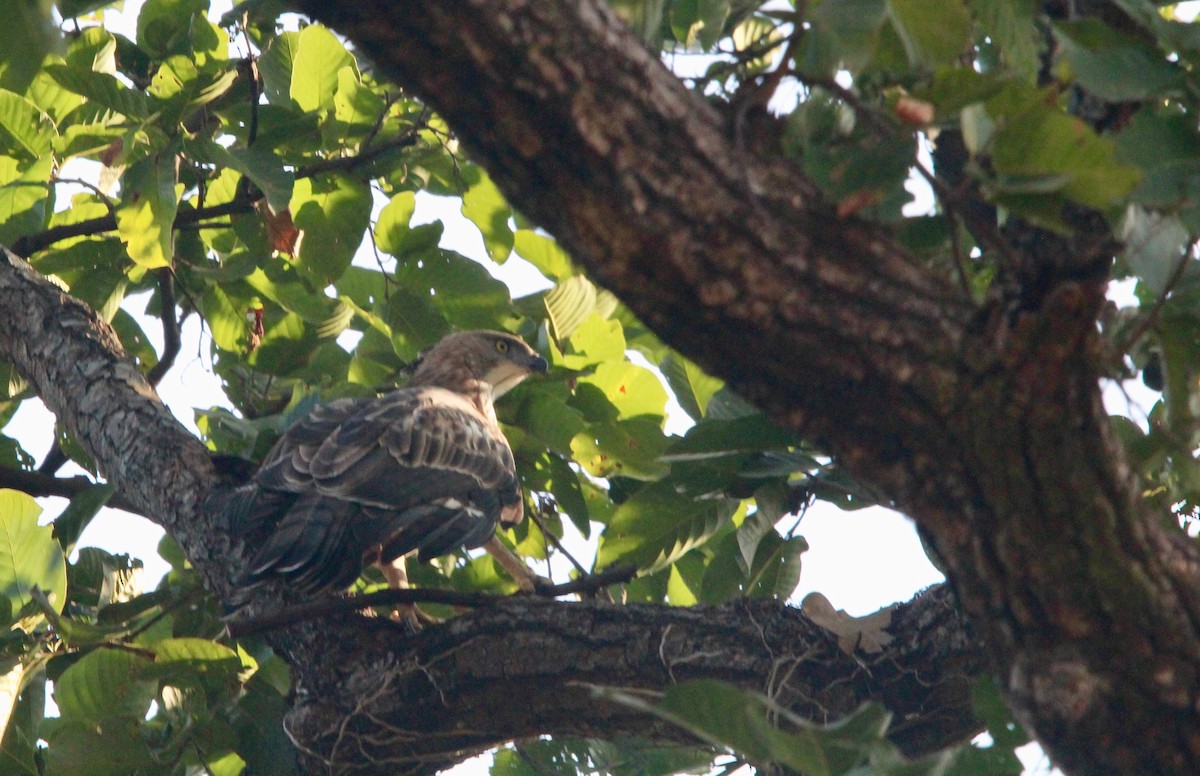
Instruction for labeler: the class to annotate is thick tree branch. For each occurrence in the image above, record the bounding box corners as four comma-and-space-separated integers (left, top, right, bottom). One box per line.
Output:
280, 587, 981, 773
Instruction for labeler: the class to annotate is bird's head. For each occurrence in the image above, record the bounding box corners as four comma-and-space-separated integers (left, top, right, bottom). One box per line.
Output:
411, 330, 548, 399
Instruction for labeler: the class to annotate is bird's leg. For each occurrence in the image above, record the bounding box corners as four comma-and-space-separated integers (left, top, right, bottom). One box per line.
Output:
378, 555, 425, 629
483, 536, 543, 592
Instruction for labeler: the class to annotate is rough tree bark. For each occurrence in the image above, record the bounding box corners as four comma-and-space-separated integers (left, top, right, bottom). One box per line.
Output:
1, 0, 1197, 773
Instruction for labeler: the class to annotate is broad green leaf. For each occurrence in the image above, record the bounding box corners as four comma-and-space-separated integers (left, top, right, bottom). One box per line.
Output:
544, 275, 605, 341
151, 638, 242, 695
149, 56, 238, 126
291, 172, 372, 283
0, 156, 51, 247
392, 249, 513, 330
50, 483, 114, 555
514, 230, 574, 280
887, 0, 972, 66
666, 562, 700, 606
44, 64, 149, 118
597, 481, 735, 572
375, 190, 417, 255
988, 84, 1140, 214
1115, 109, 1200, 226
1054, 19, 1179, 102
0, 490, 66, 624
577, 361, 668, 422
561, 314, 625, 370
915, 67, 1009, 115
40, 718, 155, 776
116, 153, 179, 269
0, 91, 53, 160
671, 0, 732, 50
571, 419, 671, 481
462, 169, 514, 263
603, 681, 891, 775
258, 30, 301, 108
202, 283, 248, 352
966, 0, 1041, 80
331, 66, 386, 141
517, 389, 587, 456
660, 414, 795, 462
137, 0, 207, 59
799, 0, 888, 76
660, 354, 722, 422
0, 664, 42, 776
290, 25, 356, 113
54, 647, 155, 723
0, 1, 58, 96
1119, 206, 1189, 296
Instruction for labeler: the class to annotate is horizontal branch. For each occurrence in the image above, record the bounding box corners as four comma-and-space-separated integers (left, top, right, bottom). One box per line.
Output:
278, 586, 983, 773
0, 465, 140, 513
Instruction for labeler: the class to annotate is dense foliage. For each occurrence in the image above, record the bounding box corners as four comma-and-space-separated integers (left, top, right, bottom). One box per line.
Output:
0, 0, 1198, 773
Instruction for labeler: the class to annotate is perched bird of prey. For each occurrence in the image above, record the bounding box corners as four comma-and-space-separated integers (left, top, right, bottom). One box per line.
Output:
228, 330, 548, 603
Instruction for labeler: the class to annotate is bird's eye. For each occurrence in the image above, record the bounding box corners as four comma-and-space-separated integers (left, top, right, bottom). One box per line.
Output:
495, 340, 509, 353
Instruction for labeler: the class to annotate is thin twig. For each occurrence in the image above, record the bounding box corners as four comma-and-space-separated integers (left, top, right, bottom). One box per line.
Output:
224, 564, 636, 639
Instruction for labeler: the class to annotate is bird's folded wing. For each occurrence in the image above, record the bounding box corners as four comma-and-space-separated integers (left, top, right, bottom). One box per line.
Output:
307, 388, 519, 510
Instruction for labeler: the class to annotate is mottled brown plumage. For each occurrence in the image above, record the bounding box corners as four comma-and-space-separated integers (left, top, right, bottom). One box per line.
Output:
229, 331, 547, 600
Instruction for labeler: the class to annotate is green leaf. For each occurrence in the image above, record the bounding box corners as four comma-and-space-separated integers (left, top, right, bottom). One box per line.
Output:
660, 354, 722, 422
44, 64, 149, 118
545, 275, 605, 341
0, 156, 51, 247
0, 2, 57, 95
0, 489, 66, 624
290, 24, 356, 113
291, 172, 372, 283
50, 483, 114, 555
887, 0, 972, 66
462, 169, 514, 263
117, 152, 179, 269
661, 414, 795, 462
513, 230, 574, 280
1115, 109, 1200, 220
966, 0, 1042, 81
987, 84, 1140, 214
559, 314, 625, 370
54, 647, 155, 723
40, 718, 155, 776
375, 190, 417, 255
671, 0, 732, 50
136, 0, 207, 59
597, 481, 735, 572
577, 361, 668, 422
0, 90, 54, 160
799, 0, 889, 77
1054, 18, 1179, 102
1119, 206, 1189, 296
201, 283, 247, 352
258, 30, 301, 108
392, 249, 514, 330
